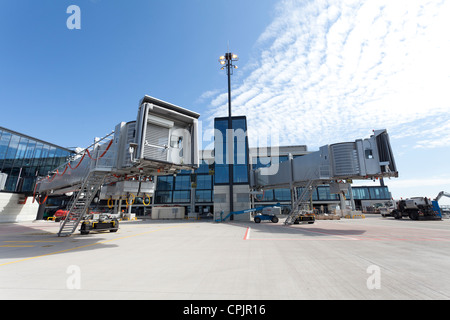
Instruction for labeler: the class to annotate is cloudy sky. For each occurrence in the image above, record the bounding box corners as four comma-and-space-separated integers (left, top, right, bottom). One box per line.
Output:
1, 0, 449, 204
199, 0, 450, 204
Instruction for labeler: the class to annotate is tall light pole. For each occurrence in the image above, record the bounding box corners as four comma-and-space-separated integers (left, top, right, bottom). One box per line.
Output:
219, 52, 238, 216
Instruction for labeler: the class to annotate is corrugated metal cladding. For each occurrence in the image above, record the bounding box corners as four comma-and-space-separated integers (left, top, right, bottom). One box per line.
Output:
143, 123, 169, 161
122, 122, 136, 168
331, 143, 360, 177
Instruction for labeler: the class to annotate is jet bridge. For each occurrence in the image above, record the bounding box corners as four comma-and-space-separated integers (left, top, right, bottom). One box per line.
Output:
249, 129, 398, 224
250, 129, 397, 189
35, 95, 200, 236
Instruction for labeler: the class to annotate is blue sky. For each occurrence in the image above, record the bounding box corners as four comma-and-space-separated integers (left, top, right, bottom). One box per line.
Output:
1, 0, 449, 205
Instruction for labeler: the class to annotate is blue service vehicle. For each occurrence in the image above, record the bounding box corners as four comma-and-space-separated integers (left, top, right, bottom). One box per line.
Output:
215, 203, 282, 223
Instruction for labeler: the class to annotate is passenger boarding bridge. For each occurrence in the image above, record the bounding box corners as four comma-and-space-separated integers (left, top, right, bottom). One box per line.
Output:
249, 129, 398, 224
35, 95, 200, 236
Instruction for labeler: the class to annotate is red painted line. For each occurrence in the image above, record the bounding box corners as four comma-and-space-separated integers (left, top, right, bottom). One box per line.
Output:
243, 227, 250, 240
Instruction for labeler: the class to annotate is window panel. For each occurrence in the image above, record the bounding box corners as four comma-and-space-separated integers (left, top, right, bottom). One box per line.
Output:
274, 188, 291, 201
3, 134, 20, 170
197, 175, 212, 190
195, 190, 212, 202
175, 175, 190, 190
233, 164, 248, 183
155, 191, 172, 204
0, 131, 11, 160
23, 141, 36, 167
173, 190, 190, 203
214, 165, 229, 184
157, 176, 173, 190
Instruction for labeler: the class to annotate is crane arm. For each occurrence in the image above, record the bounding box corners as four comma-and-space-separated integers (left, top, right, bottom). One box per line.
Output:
435, 191, 450, 202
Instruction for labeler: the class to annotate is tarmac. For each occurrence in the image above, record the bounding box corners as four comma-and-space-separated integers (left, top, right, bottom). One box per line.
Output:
1, 214, 450, 300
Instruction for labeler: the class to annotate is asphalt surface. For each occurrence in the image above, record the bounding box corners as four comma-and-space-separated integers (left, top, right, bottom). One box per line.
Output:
1, 215, 450, 300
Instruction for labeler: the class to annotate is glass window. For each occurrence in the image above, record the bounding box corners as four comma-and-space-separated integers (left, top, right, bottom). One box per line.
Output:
233, 164, 248, 183
232, 118, 247, 131
197, 175, 212, 190
195, 190, 212, 202
53, 148, 64, 167
312, 188, 318, 201
40, 145, 50, 167
317, 186, 339, 200
13, 138, 29, 168
196, 160, 211, 174
352, 187, 370, 200
3, 134, 20, 170
214, 165, 229, 184
0, 131, 12, 160
173, 190, 190, 203
369, 187, 381, 199
260, 190, 274, 201
21, 177, 36, 193
234, 141, 247, 165
32, 143, 43, 167
318, 187, 330, 200
155, 191, 172, 204
175, 175, 190, 190
369, 187, 390, 199
0, 131, 11, 170
274, 188, 291, 201
46, 147, 56, 166
23, 141, 36, 167
157, 176, 174, 191
297, 187, 318, 201
214, 119, 228, 135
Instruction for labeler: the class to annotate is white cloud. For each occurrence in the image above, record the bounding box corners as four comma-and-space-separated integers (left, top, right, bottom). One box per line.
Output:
200, 0, 450, 150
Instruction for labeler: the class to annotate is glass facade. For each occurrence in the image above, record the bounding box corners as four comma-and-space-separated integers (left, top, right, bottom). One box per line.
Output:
251, 153, 391, 204
214, 116, 249, 185
0, 127, 73, 193
154, 159, 214, 205
252, 185, 391, 203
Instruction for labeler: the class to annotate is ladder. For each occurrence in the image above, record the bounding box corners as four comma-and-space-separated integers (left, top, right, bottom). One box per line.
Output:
57, 171, 109, 237
285, 179, 316, 225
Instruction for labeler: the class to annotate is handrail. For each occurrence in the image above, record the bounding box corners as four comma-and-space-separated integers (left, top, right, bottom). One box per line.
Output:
35, 130, 115, 184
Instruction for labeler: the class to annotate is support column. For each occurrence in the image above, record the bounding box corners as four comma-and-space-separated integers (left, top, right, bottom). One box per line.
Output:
339, 192, 346, 217
35, 196, 47, 220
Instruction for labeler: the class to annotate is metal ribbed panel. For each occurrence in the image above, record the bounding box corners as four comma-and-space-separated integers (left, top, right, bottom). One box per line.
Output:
122, 123, 136, 167
331, 143, 360, 177
143, 123, 169, 161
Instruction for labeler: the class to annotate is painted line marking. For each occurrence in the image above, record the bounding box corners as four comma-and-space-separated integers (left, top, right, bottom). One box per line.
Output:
244, 227, 251, 240
0, 245, 35, 248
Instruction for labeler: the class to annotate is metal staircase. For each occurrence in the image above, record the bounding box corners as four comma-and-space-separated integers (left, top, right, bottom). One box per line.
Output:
284, 179, 316, 225
57, 171, 109, 237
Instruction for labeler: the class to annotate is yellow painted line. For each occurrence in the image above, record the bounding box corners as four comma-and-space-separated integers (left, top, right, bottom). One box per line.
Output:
4, 240, 63, 243
0, 224, 188, 267
0, 245, 35, 248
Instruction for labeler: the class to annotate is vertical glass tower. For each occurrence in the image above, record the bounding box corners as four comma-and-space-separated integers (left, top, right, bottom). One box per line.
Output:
213, 116, 250, 218
213, 116, 249, 185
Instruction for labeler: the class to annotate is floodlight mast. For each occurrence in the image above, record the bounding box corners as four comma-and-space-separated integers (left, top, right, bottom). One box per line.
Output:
219, 52, 238, 216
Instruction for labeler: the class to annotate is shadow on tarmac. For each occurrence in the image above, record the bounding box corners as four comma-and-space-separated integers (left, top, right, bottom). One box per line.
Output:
220, 218, 367, 238
0, 221, 120, 262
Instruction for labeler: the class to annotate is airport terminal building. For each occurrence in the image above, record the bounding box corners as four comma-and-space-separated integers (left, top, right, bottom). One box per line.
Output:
0, 116, 392, 222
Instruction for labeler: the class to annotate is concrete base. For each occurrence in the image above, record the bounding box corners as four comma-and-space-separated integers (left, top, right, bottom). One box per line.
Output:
213, 184, 251, 221
0, 193, 39, 223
